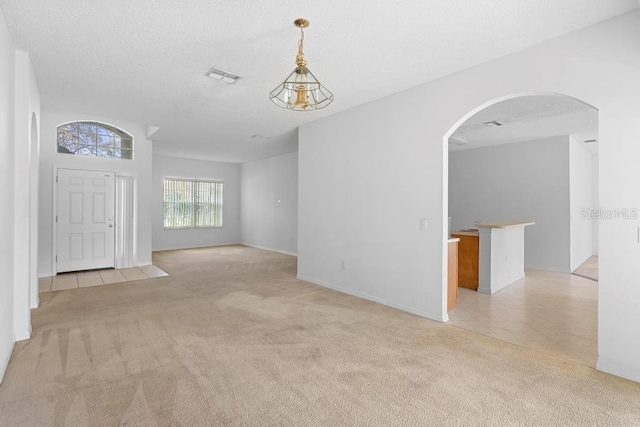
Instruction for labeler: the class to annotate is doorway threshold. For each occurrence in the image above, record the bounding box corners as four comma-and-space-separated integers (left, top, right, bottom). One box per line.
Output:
39, 265, 169, 293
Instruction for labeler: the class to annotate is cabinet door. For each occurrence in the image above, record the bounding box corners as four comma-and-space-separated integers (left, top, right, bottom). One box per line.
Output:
448, 241, 459, 311
452, 235, 479, 290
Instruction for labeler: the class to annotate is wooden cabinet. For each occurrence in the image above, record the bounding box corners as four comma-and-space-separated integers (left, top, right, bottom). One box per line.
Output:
447, 239, 459, 311
450, 233, 479, 291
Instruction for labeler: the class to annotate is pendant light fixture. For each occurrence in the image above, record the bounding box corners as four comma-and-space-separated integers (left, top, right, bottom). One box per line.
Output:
269, 18, 334, 111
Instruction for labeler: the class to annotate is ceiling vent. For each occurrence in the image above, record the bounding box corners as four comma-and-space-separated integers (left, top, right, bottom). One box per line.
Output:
206, 68, 241, 84
482, 120, 503, 127
584, 139, 597, 143
251, 134, 270, 140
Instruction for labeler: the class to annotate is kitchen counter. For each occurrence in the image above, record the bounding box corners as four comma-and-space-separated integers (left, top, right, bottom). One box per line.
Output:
450, 230, 478, 237
477, 221, 534, 294
476, 221, 535, 229
451, 221, 535, 294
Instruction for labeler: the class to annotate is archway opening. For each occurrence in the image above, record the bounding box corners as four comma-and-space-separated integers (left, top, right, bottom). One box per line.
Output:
444, 93, 599, 366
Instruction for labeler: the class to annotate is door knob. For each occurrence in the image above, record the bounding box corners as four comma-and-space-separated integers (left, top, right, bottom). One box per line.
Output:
109, 224, 113, 228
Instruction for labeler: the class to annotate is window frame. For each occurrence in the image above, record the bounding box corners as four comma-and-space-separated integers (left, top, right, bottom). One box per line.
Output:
163, 177, 224, 230
56, 120, 134, 160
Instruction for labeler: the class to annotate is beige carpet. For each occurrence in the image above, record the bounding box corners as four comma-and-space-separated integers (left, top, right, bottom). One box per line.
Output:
572, 255, 599, 281
1, 245, 638, 426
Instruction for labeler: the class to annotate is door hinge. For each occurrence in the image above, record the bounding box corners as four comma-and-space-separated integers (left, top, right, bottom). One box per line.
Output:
56, 176, 58, 183
55, 255, 57, 262
55, 215, 58, 223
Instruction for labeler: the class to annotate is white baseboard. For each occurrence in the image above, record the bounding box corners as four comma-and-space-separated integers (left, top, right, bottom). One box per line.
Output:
241, 244, 297, 257
14, 324, 32, 342
597, 357, 640, 383
297, 274, 446, 322
152, 242, 241, 252
0, 341, 15, 384
30, 295, 39, 309
38, 272, 54, 278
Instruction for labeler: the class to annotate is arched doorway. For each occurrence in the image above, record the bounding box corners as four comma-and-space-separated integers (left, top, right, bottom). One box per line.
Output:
444, 93, 599, 366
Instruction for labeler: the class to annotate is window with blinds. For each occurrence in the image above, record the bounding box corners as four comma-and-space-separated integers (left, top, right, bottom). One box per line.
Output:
163, 178, 223, 229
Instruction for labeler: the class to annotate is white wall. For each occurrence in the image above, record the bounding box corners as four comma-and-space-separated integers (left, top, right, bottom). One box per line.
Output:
152, 155, 240, 251
298, 100, 442, 319
0, 5, 16, 383
569, 136, 595, 271
0, 7, 41, 383
592, 153, 599, 255
38, 110, 153, 277
241, 152, 298, 255
298, 11, 640, 382
13, 51, 40, 342
449, 136, 571, 273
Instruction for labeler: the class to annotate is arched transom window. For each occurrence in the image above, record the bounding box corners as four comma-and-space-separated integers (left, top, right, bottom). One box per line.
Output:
57, 121, 133, 159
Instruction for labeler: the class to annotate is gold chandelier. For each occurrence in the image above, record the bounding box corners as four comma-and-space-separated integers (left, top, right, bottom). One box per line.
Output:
269, 18, 334, 111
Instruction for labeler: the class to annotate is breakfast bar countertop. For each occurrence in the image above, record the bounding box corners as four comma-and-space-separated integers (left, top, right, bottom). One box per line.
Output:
450, 229, 479, 237
475, 221, 535, 229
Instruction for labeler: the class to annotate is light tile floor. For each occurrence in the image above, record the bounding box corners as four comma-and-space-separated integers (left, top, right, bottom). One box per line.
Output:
572, 255, 598, 281
39, 265, 168, 293
448, 269, 597, 367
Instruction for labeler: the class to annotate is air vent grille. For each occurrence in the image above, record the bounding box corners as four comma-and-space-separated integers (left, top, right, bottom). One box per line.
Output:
206, 68, 241, 84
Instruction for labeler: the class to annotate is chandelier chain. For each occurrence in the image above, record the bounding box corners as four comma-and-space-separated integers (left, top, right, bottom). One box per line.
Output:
296, 26, 306, 67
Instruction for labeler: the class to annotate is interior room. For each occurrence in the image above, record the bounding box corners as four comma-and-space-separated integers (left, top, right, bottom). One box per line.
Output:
445, 94, 600, 366
1, 1, 640, 425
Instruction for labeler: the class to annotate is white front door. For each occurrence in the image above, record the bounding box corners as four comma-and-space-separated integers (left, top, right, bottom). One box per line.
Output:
57, 169, 116, 273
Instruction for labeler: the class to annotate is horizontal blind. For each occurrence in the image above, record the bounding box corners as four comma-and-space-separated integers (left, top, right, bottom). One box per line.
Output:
164, 178, 223, 229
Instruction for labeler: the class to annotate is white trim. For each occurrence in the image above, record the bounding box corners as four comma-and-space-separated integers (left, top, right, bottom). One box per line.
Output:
297, 274, 447, 322
115, 174, 135, 268
14, 324, 32, 341
53, 167, 118, 274
38, 272, 54, 278
597, 357, 640, 383
30, 295, 39, 310
152, 242, 242, 252
135, 262, 153, 267
241, 244, 297, 257
52, 166, 57, 275
0, 341, 15, 384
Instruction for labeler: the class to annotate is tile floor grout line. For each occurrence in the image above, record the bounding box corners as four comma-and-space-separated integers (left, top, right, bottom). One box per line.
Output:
40, 265, 168, 294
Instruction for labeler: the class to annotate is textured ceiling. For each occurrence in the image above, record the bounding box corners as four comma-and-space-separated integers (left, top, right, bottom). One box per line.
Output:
450, 94, 599, 152
0, 1, 634, 163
